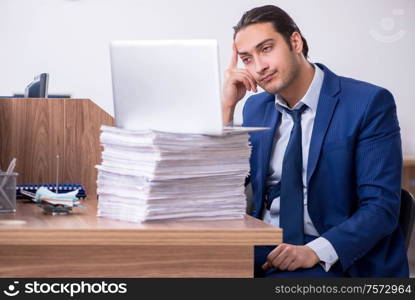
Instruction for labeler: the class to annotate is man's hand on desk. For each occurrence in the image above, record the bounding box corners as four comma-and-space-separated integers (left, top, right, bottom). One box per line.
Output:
262, 244, 320, 272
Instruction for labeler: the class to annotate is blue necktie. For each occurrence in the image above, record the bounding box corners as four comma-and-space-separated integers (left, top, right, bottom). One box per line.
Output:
278, 104, 307, 245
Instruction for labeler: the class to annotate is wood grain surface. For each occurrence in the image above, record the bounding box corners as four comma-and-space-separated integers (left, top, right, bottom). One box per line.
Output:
0, 198, 281, 246
403, 157, 415, 196
0, 98, 113, 196
0, 245, 253, 278
0, 199, 281, 277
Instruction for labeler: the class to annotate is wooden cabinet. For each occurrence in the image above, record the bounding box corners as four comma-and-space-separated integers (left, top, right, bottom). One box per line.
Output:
0, 98, 114, 196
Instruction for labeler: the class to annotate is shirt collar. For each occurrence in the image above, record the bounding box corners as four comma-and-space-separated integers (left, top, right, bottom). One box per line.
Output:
275, 63, 324, 112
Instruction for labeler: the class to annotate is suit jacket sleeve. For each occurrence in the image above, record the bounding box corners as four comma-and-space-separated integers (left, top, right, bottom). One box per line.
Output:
321, 88, 402, 272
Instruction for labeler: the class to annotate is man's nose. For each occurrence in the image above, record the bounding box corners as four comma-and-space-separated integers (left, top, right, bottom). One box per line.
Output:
254, 58, 269, 74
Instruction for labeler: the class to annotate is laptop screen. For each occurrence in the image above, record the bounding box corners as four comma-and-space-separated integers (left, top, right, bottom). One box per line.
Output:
110, 40, 223, 134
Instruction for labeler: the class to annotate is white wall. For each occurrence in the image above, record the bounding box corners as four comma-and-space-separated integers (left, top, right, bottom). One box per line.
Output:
1, 0, 414, 154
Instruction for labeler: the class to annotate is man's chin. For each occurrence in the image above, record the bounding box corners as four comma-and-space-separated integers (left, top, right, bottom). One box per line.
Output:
261, 79, 288, 95
262, 85, 282, 95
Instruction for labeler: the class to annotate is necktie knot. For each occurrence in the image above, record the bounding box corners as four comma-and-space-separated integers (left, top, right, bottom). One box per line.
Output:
279, 104, 308, 123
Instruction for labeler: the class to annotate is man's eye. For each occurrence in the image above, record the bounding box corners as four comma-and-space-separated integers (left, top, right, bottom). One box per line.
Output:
263, 46, 272, 53
242, 57, 251, 64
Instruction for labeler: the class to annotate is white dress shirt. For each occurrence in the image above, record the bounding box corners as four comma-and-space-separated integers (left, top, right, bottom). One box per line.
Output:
261, 64, 339, 272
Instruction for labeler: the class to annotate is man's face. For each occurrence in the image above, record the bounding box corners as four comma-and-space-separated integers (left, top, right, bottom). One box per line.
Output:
234, 22, 301, 95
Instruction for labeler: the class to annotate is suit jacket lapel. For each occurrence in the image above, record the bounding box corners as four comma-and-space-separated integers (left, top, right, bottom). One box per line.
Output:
307, 63, 341, 183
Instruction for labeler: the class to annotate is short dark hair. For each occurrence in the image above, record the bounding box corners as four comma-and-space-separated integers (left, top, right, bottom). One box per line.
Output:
233, 5, 309, 58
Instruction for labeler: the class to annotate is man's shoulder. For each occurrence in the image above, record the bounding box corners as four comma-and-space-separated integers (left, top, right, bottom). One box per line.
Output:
318, 63, 393, 105
339, 75, 389, 99
337, 75, 396, 116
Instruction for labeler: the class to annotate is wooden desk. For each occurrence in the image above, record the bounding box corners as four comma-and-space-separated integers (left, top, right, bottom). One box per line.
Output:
0, 198, 281, 278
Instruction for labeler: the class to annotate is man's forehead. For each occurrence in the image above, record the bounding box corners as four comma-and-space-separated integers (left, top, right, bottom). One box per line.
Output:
234, 22, 280, 53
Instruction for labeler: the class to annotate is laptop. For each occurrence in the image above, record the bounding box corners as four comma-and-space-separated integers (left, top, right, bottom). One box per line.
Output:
109, 39, 224, 135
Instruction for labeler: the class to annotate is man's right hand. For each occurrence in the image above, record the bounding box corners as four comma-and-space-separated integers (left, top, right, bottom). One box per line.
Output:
221, 44, 257, 125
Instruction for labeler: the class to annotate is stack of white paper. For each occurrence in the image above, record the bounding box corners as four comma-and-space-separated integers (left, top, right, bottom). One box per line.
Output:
96, 125, 255, 222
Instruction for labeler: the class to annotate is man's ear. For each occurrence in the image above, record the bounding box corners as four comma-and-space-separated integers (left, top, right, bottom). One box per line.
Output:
290, 32, 303, 54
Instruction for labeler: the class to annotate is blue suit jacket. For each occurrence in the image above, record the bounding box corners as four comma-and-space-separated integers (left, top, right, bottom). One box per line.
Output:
243, 63, 409, 277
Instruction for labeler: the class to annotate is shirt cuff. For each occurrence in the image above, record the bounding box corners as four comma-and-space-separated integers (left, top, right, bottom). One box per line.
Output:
306, 237, 339, 272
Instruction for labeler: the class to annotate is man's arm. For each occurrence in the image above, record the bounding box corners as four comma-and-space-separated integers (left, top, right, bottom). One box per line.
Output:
222, 44, 257, 125
321, 88, 402, 272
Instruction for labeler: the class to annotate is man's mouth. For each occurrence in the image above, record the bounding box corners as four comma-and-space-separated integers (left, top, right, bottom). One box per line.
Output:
260, 72, 276, 83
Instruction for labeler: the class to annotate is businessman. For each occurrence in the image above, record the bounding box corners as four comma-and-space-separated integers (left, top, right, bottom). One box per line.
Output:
222, 5, 409, 277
